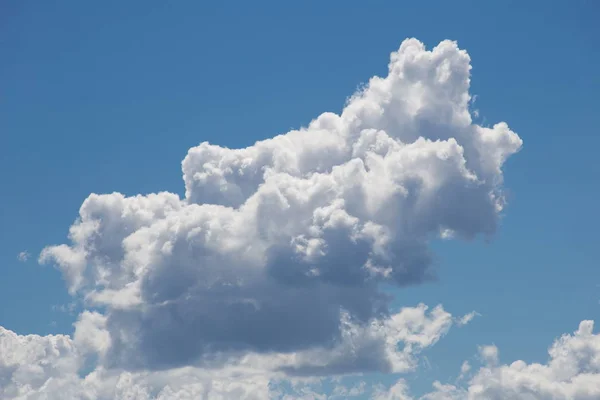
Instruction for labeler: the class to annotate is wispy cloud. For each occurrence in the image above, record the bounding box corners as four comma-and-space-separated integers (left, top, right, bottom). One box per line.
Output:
17, 251, 30, 262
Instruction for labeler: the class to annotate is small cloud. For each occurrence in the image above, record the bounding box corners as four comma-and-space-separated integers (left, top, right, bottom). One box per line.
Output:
422, 355, 433, 371
17, 251, 30, 262
457, 360, 471, 381
470, 95, 480, 120
439, 228, 455, 240
332, 381, 366, 397
478, 344, 499, 365
460, 360, 471, 374
456, 311, 480, 326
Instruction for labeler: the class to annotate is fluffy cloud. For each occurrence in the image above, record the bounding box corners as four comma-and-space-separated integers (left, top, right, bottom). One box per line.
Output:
39, 38, 521, 372
17, 251, 30, 262
0, 327, 79, 399
0, 303, 459, 399
377, 321, 600, 400
372, 379, 413, 400
3, 38, 522, 398
463, 320, 600, 399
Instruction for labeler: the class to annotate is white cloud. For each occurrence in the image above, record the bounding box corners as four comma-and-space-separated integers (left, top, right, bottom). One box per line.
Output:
0, 327, 81, 399
2, 38, 522, 399
460, 361, 471, 374
331, 381, 366, 398
377, 320, 600, 400
0, 303, 461, 399
17, 251, 30, 262
52, 301, 77, 315
456, 311, 479, 327
477, 344, 498, 366
372, 379, 413, 400
463, 321, 600, 399
421, 382, 467, 400
38, 38, 521, 373
457, 361, 471, 381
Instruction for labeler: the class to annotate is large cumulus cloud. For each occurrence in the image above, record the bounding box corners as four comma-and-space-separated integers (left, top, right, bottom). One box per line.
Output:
2, 38, 525, 399
39, 38, 521, 373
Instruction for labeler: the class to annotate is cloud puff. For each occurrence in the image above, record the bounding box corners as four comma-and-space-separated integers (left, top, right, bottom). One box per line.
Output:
37, 38, 521, 374
456, 312, 479, 327
477, 344, 499, 366
0, 303, 459, 399
17, 251, 30, 262
0, 326, 80, 399
372, 379, 414, 400
463, 320, 600, 399
377, 321, 600, 400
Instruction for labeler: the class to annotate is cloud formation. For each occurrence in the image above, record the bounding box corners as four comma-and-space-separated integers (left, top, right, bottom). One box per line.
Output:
377, 321, 600, 400
2, 38, 524, 398
465, 320, 600, 399
7, 318, 599, 400
39, 38, 521, 371
0, 303, 459, 399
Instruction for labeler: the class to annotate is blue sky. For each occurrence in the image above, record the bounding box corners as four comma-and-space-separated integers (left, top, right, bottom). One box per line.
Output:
1, 1, 599, 399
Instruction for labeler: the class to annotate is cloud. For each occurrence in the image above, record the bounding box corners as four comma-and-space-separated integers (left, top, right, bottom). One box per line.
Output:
0, 303, 460, 399
280, 303, 454, 376
0, 327, 80, 399
331, 381, 366, 398
462, 320, 600, 399
2, 38, 521, 398
376, 321, 600, 400
457, 361, 471, 381
477, 344, 498, 366
372, 379, 413, 400
456, 311, 479, 327
38, 38, 521, 373
17, 251, 30, 262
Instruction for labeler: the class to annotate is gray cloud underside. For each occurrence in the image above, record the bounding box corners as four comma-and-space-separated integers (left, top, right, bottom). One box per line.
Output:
3, 320, 600, 399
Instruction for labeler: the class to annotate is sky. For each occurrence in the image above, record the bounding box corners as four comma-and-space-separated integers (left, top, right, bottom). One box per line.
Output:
1, 1, 599, 399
